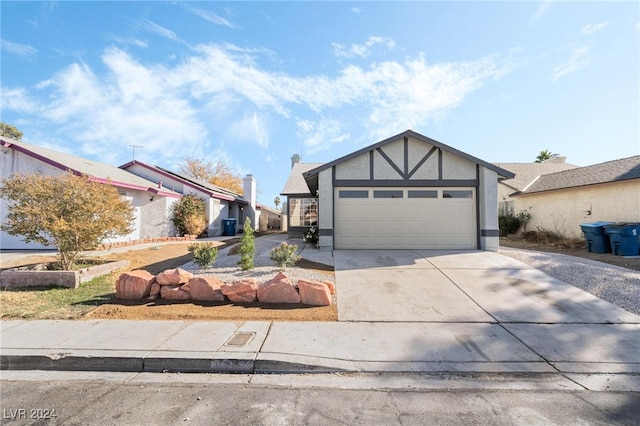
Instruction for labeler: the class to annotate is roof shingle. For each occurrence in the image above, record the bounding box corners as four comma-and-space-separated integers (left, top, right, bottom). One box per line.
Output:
1, 137, 180, 197
515, 155, 640, 195
281, 163, 323, 195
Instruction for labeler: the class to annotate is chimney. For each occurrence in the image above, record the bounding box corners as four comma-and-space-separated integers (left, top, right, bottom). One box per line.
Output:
291, 154, 301, 169
543, 155, 566, 164
243, 174, 257, 228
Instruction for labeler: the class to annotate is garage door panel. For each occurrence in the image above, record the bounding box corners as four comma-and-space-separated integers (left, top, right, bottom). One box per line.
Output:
335, 187, 476, 250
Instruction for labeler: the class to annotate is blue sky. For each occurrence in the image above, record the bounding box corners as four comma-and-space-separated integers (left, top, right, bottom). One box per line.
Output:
2, 1, 639, 206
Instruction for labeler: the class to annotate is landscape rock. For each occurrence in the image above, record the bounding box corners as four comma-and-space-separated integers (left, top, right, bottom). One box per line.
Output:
149, 283, 161, 297
115, 270, 155, 299
298, 279, 332, 306
160, 285, 192, 300
258, 272, 301, 304
323, 280, 336, 295
156, 268, 194, 285
221, 279, 258, 303
189, 276, 225, 302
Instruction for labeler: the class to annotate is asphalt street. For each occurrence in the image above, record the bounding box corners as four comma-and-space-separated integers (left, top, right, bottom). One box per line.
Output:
1, 371, 639, 425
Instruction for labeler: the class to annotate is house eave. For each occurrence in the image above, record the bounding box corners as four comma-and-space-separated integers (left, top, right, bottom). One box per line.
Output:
302, 130, 515, 180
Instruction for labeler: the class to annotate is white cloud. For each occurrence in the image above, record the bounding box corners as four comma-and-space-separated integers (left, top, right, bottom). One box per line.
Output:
297, 118, 350, 154
31, 48, 207, 164
529, 0, 554, 26
581, 22, 609, 35
0, 87, 39, 113
226, 111, 270, 148
635, 22, 640, 32
142, 19, 180, 42
552, 46, 590, 80
109, 36, 149, 49
9, 43, 511, 167
189, 6, 238, 29
351, 7, 362, 15
1, 39, 38, 57
332, 36, 396, 59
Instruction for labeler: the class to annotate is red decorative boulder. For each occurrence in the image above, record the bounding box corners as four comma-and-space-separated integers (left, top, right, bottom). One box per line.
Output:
298, 279, 332, 306
160, 285, 191, 300
189, 276, 225, 302
257, 272, 300, 304
116, 270, 155, 299
156, 268, 194, 285
221, 279, 258, 303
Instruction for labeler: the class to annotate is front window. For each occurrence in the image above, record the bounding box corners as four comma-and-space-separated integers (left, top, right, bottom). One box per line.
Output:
289, 198, 318, 227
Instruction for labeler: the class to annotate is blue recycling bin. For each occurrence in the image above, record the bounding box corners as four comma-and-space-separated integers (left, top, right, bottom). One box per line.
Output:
580, 221, 613, 254
604, 223, 640, 256
223, 218, 237, 236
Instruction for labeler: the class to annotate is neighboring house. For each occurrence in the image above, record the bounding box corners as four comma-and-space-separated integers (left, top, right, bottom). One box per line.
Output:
495, 156, 579, 214
0, 137, 181, 250
256, 203, 281, 231
120, 161, 257, 236
281, 130, 514, 251
510, 155, 640, 239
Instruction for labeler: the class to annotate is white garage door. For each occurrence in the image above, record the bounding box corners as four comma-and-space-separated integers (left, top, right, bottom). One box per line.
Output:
335, 187, 476, 249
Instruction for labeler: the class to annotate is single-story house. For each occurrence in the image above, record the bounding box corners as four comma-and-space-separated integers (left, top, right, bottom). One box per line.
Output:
281, 130, 514, 251
0, 137, 181, 250
495, 156, 578, 214
256, 203, 282, 231
120, 161, 257, 236
510, 155, 640, 239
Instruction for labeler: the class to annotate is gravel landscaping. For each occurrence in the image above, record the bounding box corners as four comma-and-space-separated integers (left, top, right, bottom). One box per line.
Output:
181, 233, 335, 285
500, 247, 640, 315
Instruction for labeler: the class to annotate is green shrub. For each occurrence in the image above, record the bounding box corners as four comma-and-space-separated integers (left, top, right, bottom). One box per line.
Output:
171, 195, 207, 236
498, 212, 521, 237
516, 209, 532, 232
302, 226, 319, 248
270, 242, 301, 270
237, 217, 255, 270
188, 242, 218, 268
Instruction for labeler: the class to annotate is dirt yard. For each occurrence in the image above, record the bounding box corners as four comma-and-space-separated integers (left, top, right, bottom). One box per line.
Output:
96, 240, 337, 321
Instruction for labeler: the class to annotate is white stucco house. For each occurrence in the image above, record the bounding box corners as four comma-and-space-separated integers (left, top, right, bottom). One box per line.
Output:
120, 161, 257, 236
0, 137, 181, 250
509, 155, 640, 239
281, 130, 514, 251
495, 157, 578, 215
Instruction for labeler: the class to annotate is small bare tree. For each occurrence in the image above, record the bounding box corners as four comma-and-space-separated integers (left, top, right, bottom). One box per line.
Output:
1, 173, 135, 269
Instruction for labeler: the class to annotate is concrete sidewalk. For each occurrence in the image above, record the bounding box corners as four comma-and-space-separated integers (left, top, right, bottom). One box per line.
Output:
2, 319, 639, 391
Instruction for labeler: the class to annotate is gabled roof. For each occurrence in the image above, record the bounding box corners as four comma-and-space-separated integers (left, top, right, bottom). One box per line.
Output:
495, 161, 579, 191
120, 160, 247, 203
156, 165, 248, 204
1, 137, 181, 198
280, 162, 323, 196
513, 155, 640, 195
304, 130, 515, 181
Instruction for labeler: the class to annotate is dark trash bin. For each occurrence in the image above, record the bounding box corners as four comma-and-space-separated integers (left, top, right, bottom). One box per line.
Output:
580, 221, 613, 254
223, 218, 237, 236
604, 223, 640, 256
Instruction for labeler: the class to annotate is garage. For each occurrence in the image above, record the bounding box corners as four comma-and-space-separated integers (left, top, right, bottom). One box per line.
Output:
282, 130, 514, 251
335, 187, 476, 249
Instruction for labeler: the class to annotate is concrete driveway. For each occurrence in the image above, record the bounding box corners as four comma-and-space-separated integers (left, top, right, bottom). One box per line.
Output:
334, 250, 640, 324
333, 250, 640, 375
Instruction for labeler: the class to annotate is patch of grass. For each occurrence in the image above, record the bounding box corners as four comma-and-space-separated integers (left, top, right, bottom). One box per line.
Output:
0, 274, 116, 319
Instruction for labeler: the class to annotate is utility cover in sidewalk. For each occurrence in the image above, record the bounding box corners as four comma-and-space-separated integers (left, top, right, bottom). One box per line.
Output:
224, 331, 255, 347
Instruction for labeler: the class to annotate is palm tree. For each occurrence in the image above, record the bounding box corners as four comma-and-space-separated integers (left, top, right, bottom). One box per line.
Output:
274, 196, 281, 210
535, 150, 553, 163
